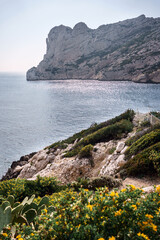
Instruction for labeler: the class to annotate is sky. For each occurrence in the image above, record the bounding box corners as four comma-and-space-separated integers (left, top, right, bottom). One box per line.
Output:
0, 0, 160, 73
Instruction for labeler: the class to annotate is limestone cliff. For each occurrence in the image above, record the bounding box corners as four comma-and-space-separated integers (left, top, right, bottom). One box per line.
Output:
27, 15, 160, 83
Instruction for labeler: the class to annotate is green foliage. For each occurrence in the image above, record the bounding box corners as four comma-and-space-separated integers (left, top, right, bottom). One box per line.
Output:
0, 177, 63, 201
126, 124, 160, 146
79, 144, 93, 159
121, 142, 160, 176
149, 150, 160, 176
69, 176, 121, 191
65, 119, 133, 157
0, 205, 11, 232
0, 194, 50, 234
108, 147, 116, 154
125, 129, 160, 160
0, 179, 25, 201
8, 186, 160, 240
140, 120, 151, 127
23, 176, 62, 198
47, 109, 135, 151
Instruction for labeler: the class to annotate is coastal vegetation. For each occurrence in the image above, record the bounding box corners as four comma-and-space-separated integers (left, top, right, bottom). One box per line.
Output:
47, 109, 135, 157
1, 110, 160, 239
0, 184, 160, 239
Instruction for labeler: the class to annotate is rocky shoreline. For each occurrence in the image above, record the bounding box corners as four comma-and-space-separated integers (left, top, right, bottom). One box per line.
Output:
2, 111, 159, 193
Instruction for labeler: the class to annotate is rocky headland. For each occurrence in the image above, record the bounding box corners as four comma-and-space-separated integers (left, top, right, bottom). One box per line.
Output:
27, 15, 160, 83
2, 110, 160, 192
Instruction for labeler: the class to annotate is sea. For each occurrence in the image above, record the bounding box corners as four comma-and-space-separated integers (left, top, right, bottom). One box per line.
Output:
0, 73, 160, 178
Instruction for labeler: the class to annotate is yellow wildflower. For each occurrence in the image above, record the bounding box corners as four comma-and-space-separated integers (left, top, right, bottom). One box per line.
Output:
16, 235, 21, 239
18, 238, 24, 240
87, 204, 93, 211
110, 191, 119, 197
130, 185, 136, 190
150, 223, 157, 232
86, 214, 90, 219
145, 214, 153, 219
98, 238, 105, 240
115, 209, 122, 216
137, 232, 150, 240
121, 188, 126, 192
131, 204, 137, 210
2, 233, 8, 237
31, 233, 34, 236
109, 237, 116, 240
156, 185, 160, 193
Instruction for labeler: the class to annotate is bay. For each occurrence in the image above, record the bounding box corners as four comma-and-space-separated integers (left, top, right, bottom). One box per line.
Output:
0, 73, 160, 178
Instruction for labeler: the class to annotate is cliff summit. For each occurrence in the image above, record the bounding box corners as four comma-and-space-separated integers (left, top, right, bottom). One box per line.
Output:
27, 15, 160, 83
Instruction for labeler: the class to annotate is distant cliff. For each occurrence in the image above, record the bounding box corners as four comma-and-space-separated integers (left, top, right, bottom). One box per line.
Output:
27, 15, 160, 83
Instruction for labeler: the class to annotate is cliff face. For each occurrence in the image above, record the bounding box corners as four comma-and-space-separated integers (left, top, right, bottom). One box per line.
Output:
27, 15, 160, 83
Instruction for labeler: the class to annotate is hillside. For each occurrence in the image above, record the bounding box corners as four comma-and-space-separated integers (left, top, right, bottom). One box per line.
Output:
0, 110, 160, 239
27, 15, 160, 83
2, 110, 160, 185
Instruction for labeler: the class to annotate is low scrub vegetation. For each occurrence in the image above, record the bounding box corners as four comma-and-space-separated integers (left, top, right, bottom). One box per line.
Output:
47, 109, 135, 151
1, 184, 160, 240
121, 142, 160, 176
64, 119, 133, 157
125, 129, 160, 160
0, 176, 63, 202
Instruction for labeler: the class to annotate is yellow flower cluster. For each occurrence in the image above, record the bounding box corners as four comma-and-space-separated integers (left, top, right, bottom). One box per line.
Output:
115, 209, 122, 216
137, 232, 150, 240
156, 185, 160, 193
108, 237, 116, 240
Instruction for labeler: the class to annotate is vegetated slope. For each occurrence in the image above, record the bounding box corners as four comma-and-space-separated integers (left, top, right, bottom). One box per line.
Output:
27, 15, 160, 83
119, 124, 160, 177
47, 109, 135, 157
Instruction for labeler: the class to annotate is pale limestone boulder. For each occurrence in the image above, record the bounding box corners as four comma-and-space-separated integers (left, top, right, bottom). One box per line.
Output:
121, 146, 128, 154
13, 165, 23, 173
116, 142, 125, 153
142, 186, 154, 193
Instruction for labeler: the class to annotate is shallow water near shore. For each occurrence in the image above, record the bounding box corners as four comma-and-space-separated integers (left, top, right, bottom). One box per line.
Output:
0, 73, 160, 178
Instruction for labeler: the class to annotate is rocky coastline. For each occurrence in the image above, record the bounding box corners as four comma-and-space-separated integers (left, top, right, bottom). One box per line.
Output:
2, 111, 160, 192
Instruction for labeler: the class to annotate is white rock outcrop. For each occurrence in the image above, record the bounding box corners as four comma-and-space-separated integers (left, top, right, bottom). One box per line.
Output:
27, 15, 160, 83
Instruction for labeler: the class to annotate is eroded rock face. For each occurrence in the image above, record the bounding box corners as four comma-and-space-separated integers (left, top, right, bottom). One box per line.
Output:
27, 15, 160, 83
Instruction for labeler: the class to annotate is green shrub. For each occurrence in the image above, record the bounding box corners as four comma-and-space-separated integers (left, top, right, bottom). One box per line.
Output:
125, 129, 160, 160
0, 177, 64, 201
0, 179, 25, 201
149, 150, 160, 175
70, 176, 121, 191
12, 187, 160, 240
23, 176, 63, 198
126, 124, 160, 146
47, 109, 135, 150
79, 144, 93, 159
65, 119, 133, 157
108, 147, 116, 154
121, 142, 160, 176
140, 120, 151, 127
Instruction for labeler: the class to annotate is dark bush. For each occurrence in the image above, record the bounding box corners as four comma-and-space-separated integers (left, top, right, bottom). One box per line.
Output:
79, 144, 93, 159
0, 176, 64, 201
65, 119, 133, 157
125, 129, 160, 160
47, 109, 135, 150
125, 124, 160, 146
120, 142, 160, 176
70, 176, 121, 191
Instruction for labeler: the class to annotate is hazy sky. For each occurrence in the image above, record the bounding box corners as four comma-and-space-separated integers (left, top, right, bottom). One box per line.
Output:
0, 0, 160, 73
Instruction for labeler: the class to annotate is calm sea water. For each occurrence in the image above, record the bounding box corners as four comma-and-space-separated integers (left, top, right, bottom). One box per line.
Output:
0, 73, 160, 178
